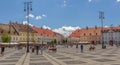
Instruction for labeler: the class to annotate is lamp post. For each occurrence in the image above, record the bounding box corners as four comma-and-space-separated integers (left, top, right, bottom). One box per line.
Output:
110, 24, 113, 46
24, 1, 32, 53
41, 37, 43, 55
99, 11, 105, 49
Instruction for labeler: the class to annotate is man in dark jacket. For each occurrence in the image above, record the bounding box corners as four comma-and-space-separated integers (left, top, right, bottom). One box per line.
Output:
80, 44, 83, 53
1, 45, 5, 56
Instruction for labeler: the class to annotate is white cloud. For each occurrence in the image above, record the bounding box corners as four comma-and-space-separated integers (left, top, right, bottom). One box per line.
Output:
42, 25, 51, 30
64, 0, 66, 3
42, 14, 47, 17
88, 0, 92, 2
117, 0, 120, 2
35, 16, 42, 20
25, 13, 46, 20
53, 26, 81, 37
22, 21, 33, 27
63, 0, 67, 7
104, 26, 109, 28
26, 14, 35, 18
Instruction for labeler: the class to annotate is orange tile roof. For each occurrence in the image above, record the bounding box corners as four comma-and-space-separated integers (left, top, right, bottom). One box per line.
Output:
32, 26, 57, 37
69, 27, 102, 38
69, 26, 120, 38
103, 26, 120, 32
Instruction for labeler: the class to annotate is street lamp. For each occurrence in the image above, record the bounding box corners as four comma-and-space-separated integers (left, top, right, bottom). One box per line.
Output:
24, 1, 32, 53
110, 24, 113, 46
99, 11, 105, 49
38, 37, 44, 55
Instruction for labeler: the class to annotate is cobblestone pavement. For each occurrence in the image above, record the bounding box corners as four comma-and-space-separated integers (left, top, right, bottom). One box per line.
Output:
45, 44, 120, 65
0, 44, 120, 65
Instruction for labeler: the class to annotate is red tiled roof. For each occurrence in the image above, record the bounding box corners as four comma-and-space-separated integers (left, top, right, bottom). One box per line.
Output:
69, 27, 102, 38
69, 26, 120, 38
32, 26, 56, 37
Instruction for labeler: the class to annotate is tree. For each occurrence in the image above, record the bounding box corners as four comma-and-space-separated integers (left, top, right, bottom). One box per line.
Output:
53, 39, 57, 44
1, 34, 11, 43
62, 39, 67, 44
50, 39, 57, 45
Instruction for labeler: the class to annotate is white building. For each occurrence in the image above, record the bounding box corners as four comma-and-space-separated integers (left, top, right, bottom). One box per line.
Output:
103, 26, 120, 45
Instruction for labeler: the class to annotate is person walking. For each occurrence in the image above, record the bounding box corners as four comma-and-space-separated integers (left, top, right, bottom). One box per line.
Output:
31, 46, 35, 53
36, 45, 39, 55
80, 44, 83, 53
1, 45, 5, 56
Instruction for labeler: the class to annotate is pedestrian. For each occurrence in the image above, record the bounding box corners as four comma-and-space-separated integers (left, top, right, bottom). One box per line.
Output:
80, 44, 83, 53
36, 45, 39, 55
31, 46, 35, 53
1, 45, 5, 56
76, 44, 78, 48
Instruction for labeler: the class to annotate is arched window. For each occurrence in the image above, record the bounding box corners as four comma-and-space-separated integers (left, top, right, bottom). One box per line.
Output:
89, 33, 91, 36
84, 33, 86, 36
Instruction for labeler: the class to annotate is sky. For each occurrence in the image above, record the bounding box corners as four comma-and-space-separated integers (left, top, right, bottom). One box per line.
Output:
0, 0, 120, 36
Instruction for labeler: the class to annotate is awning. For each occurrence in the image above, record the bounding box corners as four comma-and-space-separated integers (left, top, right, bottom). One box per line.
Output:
0, 43, 18, 45
19, 42, 35, 44
78, 42, 90, 44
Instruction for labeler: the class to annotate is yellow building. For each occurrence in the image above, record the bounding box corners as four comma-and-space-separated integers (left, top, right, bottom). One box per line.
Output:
10, 22, 37, 45
0, 23, 19, 44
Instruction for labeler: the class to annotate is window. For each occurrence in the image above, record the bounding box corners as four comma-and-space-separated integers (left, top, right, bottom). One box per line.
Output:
96, 33, 97, 35
1, 30, 3, 33
84, 33, 86, 36
16, 37, 18, 41
8, 31, 10, 34
89, 33, 91, 36
14, 31, 16, 34
13, 37, 15, 40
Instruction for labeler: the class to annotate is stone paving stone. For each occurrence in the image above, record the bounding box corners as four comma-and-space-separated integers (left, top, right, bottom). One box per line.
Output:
56, 57, 72, 60
63, 60, 86, 64
101, 55, 116, 57
30, 56, 44, 58
72, 54, 82, 56
111, 64, 120, 65
93, 59, 116, 62
48, 54, 64, 57
5, 57, 21, 59
0, 60, 18, 62
30, 58, 47, 61
30, 62, 53, 65
0, 64, 15, 65
81, 56, 96, 58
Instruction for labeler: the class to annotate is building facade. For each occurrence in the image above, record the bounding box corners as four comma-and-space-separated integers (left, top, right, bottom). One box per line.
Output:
32, 26, 64, 45
0, 23, 19, 44
103, 26, 120, 45
69, 27, 102, 44
10, 22, 37, 45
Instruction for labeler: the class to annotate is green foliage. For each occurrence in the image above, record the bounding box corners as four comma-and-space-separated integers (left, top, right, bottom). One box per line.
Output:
1, 34, 11, 43
62, 39, 67, 44
53, 39, 57, 44
62, 39, 65, 43
50, 39, 57, 45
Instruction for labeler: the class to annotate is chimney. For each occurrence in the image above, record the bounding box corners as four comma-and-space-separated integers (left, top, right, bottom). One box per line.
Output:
95, 26, 97, 29
86, 26, 88, 30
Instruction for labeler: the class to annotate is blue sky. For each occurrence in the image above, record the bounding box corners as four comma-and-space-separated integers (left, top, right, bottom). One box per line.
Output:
0, 0, 120, 29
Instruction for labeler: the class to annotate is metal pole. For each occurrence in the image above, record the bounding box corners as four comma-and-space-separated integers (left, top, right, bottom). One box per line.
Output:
99, 11, 105, 49
111, 24, 113, 46
24, 2, 32, 53
40, 37, 43, 55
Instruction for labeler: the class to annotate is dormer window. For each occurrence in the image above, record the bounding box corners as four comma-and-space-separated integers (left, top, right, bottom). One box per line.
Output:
96, 33, 97, 35
84, 33, 86, 36
1, 30, 3, 33
14, 31, 16, 34
89, 33, 91, 36
8, 31, 10, 34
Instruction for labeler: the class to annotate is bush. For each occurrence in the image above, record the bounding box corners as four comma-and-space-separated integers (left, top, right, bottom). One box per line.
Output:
1, 34, 11, 43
